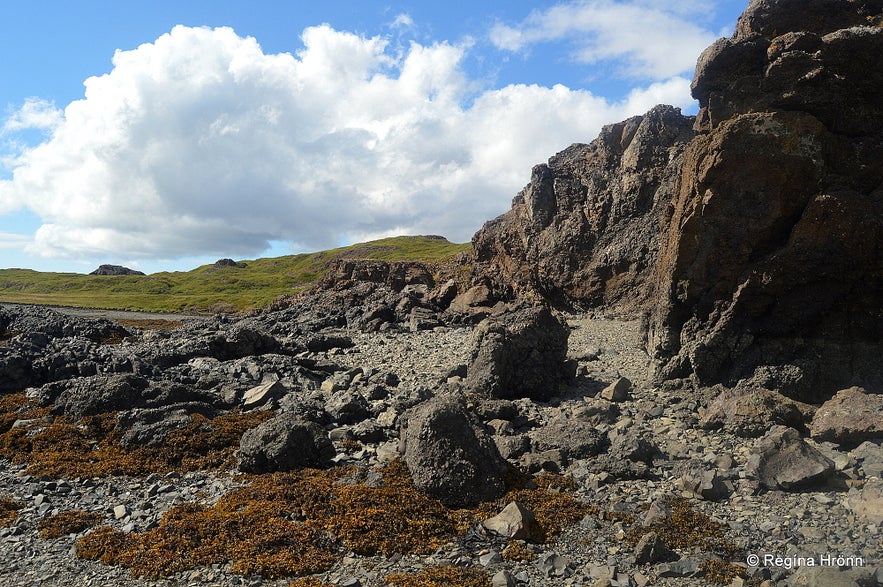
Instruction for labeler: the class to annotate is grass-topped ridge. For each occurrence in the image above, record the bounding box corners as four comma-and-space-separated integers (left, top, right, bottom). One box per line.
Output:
0, 235, 471, 314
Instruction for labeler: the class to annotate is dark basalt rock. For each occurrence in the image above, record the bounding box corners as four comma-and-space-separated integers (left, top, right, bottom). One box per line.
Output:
647, 0, 883, 401
90, 264, 145, 276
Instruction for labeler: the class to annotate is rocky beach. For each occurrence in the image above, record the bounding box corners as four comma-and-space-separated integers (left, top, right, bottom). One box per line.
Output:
2, 0, 882, 586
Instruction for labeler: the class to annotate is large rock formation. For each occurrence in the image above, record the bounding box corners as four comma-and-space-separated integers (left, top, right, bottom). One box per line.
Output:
473, 105, 694, 311
474, 0, 883, 401
647, 0, 883, 401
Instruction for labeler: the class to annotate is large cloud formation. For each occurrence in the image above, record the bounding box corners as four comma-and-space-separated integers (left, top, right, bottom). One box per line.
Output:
0, 22, 700, 261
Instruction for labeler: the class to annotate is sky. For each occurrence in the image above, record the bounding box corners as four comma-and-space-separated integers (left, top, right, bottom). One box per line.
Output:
0, 0, 747, 274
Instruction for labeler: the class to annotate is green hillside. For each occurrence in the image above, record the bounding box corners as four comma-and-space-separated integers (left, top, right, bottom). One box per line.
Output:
0, 236, 471, 314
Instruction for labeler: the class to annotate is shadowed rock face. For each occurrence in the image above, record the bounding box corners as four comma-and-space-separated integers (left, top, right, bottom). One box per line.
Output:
472, 105, 694, 312
647, 0, 883, 401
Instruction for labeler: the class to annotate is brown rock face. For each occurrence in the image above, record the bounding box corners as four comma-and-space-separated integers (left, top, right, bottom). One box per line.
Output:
646, 0, 883, 401
472, 105, 694, 311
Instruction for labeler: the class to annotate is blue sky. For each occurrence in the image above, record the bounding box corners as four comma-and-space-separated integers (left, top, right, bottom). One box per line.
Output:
0, 0, 747, 274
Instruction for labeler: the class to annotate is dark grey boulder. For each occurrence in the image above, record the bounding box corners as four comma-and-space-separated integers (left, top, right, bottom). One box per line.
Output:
530, 418, 608, 462
238, 412, 334, 473
39, 374, 150, 420
464, 305, 572, 400
402, 394, 507, 507
747, 426, 835, 490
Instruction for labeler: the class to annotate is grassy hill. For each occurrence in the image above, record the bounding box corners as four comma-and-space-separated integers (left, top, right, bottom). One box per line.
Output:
0, 236, 471, 314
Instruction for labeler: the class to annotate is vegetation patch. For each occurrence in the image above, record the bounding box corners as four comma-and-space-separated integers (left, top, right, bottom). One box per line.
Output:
383, 566, 491, 587
74, 462, 588, 581
0, 396, 272, 478
0, 495, 25, 527
0, 236, 471, 313
38, 510, 103, 538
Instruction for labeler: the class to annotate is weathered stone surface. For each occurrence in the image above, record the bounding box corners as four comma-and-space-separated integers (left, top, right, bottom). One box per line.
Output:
472, 105, 694, 311
482, 501, 540, 542
402, 394, 507, 507
843, 478, 883, 525
633, 531, 676, 565
464, 305, 572, 400
647, 0, 883, 401
599, 377, 632, 402
238, 412, 333, 473
747, 426, 834, 490
699, 385, 809, 438
530, 418, 608, 462
810, 387, 883, 447
241, 379, 286, 410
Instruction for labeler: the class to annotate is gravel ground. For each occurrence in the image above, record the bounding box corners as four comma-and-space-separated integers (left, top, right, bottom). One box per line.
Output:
1, 313, 880, 587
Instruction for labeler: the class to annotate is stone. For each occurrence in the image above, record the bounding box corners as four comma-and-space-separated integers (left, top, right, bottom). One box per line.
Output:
113, 505, 128, 520
843, 478, 883, 525
530, 417, 608, 461
633, 531, 676, 564
325, 390, 370, 425
402, 394, 507, 507
241, 379, 286, 410
464, 304, 572, 400
482, 501, 541, 542
90, 264, 145, 276
747, 426, 834, 490
699, 385, 808, 438
678, 467, 730, 501
238, 412, 334, 473
810, 387, 883, 447
491, 570, 516, 587
537, 553, 574, 578
600, 377, 632, 402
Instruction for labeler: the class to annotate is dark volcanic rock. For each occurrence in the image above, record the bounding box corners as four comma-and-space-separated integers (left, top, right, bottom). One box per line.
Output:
402, 394, 507, 507
464, 305, 572, 400
238, 412, 334, 473
747, 426, 835, 490
90, 264, 145, 276
472, 105, 694, 311
646, 0, 883, 400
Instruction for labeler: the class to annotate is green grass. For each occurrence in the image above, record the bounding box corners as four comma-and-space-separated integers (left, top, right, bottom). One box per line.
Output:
0, 236, 471, 314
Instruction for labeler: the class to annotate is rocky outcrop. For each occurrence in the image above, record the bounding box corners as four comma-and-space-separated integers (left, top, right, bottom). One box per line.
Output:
473, 105, 694, 311
646, 0, 883, 400
90, 264, 145, 276
463, 305, 572, 401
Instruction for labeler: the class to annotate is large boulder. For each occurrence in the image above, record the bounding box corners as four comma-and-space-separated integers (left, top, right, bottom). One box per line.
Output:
402, 394, 507, 507
747, 426, 835, 490
472, 105, 694, 311
699, 385, 809, 438
809, 387, 883, 447
646, 0, 883, 400
238, 412, 333, 473
464, 305, 572, 400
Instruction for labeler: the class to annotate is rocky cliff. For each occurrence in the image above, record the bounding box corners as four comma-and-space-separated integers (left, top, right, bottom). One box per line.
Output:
648, 0, 883, 401
473, 105, 694, 312
475, 0, 883, 401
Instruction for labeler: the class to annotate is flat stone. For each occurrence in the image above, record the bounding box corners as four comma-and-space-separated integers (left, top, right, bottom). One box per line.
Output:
483, 501, 540, 541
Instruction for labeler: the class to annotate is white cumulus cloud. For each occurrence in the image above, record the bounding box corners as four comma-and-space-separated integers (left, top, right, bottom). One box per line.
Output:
490, 0, 718, 79
1, 23, 699, 261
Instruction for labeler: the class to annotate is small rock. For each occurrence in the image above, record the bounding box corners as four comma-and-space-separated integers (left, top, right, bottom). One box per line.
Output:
600, 377, 632, 402
483, 501, 540, 542
491, 570, 516, 587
